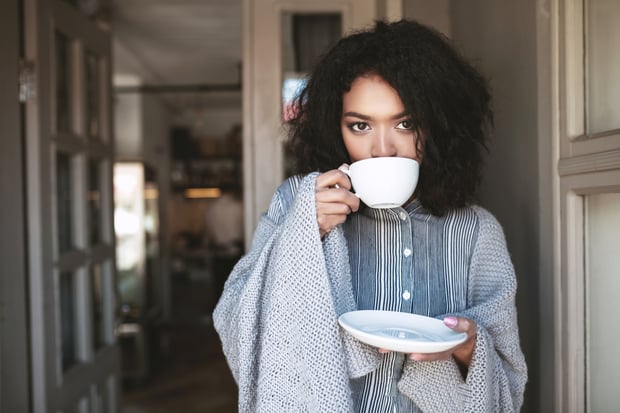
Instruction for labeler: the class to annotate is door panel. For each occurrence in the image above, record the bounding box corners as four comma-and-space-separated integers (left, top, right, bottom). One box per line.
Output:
24, 0, 118, 411
585, 193, 620, 411
556, 0, 620, 411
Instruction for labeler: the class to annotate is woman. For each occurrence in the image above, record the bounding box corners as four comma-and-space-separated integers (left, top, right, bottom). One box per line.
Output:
214, 20, 527, 412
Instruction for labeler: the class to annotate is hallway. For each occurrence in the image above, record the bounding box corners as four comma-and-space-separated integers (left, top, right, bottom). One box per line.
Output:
122, 276, 237, 413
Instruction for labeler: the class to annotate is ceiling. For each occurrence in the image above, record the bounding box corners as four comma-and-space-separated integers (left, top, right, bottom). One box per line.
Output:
111, 0, 242, 109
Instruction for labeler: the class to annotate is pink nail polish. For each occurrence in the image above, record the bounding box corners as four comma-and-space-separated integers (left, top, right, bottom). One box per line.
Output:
444, 316, 458, 328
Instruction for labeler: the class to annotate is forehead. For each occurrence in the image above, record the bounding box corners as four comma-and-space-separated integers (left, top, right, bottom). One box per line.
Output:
342, 74, 405, 114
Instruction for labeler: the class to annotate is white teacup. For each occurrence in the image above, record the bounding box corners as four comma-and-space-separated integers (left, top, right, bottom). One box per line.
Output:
340, 157, 419, 208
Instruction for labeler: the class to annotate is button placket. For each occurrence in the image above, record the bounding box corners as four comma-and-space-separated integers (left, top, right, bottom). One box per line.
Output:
397, 207, 414, 312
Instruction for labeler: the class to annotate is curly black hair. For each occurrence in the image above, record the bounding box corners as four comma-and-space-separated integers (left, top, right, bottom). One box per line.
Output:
287, 19, 492, 216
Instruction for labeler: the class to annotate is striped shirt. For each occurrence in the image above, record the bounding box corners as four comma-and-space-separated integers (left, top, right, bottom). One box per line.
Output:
344, 201, 478, 412
258, 175, 527, 412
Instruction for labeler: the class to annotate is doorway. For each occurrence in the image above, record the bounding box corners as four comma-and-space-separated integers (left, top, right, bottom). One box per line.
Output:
113, 0, 377, 411
110, 1, 242, 412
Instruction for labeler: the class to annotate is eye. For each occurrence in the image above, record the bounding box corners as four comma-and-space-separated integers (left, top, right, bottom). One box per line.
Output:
396, 119, 414, 130
348, 122, 371, 132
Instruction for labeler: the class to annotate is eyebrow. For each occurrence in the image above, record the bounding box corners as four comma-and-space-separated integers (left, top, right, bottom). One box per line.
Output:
342, 111, 409, 120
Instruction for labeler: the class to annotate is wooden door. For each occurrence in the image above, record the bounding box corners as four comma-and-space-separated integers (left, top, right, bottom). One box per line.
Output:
24, 0, 119, 411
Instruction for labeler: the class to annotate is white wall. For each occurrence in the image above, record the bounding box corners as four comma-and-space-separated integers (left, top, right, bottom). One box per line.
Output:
403, 0, 450, 35
114, 75, 143, 159
173, 104, 241, 139
141, 94, 172, 166
449, 1, 541, 412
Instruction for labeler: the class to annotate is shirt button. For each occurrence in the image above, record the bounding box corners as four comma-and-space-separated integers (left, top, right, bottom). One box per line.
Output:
399, 211, 408, 220
403, 248, 412, 257
403, 290, 411, 300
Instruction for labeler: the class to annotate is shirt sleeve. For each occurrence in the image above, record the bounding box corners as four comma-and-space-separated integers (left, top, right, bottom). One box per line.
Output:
397, 207, 528, 412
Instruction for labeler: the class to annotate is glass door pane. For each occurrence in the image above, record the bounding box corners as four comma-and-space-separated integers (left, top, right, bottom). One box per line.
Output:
88, 159, 103, 245
57, 151, 75, 252
114, 163, 145, 312
55, 31, 74, 134
85, 51, 101, 140
60, 270, 78, 370
586, 192, 620, 411
586, 0, 620, 134
90, 263, 105, 350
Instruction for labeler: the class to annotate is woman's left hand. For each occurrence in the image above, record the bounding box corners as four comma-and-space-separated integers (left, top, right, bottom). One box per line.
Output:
379, 315, 477, 370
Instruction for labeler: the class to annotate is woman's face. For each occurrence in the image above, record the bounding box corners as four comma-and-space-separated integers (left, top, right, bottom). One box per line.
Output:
341, 74, 422, 163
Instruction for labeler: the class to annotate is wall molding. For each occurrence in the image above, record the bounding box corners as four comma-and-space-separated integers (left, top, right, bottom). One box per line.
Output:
558, 148, 620, 176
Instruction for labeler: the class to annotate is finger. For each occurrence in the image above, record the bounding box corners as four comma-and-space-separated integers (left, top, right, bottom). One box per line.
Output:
408, 350, 452, 362
443, 316, 476, 337
316, 204, 353, 232
317, 201, 354, 216
317, 204, 352, 228
316, 202, 352, 236
378, 348, 391, 354
443, 316, 477, 368
316, 169, 352, 191
316, 189, 360, 213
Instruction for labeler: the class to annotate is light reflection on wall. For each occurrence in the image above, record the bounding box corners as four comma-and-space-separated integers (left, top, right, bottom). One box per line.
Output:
281, 76, 307, 121
113, 162, 145, 308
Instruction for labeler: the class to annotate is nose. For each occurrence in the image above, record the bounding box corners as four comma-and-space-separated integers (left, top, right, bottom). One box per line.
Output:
371, 128, 397, 157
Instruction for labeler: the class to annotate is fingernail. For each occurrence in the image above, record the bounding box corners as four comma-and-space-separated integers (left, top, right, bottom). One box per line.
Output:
444, 316, 458, 328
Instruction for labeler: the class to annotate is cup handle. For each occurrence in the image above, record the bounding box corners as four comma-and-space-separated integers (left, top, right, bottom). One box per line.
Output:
336, 165, 358, 196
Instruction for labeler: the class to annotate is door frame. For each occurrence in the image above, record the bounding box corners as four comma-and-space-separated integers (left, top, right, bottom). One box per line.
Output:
241, 0, 378, 242
0, 0, 30, 411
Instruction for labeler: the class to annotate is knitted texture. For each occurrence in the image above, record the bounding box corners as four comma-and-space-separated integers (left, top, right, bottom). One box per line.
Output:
397, 207, 527, 412
214, 174, 527, 412
213, 174, 378, 413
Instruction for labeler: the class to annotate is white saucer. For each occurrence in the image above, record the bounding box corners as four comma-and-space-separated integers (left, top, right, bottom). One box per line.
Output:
338, 310, 467, 354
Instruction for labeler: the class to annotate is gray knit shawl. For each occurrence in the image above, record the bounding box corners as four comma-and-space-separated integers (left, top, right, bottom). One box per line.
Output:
213, 174, 527, 412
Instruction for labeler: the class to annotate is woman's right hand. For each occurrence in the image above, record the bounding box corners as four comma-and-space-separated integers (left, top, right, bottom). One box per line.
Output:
315, 166, 360, 238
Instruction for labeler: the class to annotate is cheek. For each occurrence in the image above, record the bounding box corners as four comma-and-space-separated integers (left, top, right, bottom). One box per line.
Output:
394, 133, 420, 160
342, 138, 360, 161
